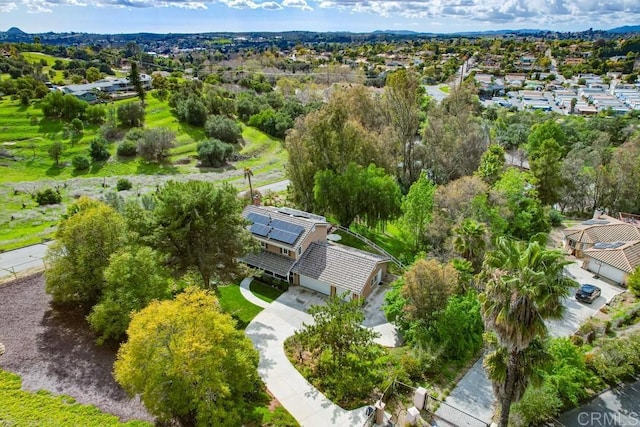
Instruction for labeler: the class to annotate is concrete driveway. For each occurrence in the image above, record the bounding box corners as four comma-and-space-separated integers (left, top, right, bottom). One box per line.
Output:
245, 287, 373, 427
435, 260, 626, 425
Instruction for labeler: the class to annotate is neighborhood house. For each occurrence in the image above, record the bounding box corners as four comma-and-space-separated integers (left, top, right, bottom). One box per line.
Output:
563, 213, 640, 286
240, 205, 389, 301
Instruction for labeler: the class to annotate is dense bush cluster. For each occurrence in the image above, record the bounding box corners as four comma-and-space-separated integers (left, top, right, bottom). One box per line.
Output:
34, 188, 62, 205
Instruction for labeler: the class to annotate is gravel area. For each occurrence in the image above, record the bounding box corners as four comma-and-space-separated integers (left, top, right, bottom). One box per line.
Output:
0, 273, 153, 423
8, 167, 286, 198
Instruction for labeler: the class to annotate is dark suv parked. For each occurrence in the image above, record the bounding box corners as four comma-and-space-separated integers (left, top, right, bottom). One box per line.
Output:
575, 284, 601, 304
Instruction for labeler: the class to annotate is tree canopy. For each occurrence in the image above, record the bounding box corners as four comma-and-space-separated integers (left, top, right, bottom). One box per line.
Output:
313, 162, 402, 228
285, 85, 392, 210
151, 181, 256, 290
480, 236, 576, 427
45, 197, 125, 306
114, 288, 260, 426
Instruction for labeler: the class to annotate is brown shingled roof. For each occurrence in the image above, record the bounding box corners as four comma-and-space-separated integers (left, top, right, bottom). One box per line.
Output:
291, 242, 389, 295
584, 241, 640, 273
240, 250, 297, 278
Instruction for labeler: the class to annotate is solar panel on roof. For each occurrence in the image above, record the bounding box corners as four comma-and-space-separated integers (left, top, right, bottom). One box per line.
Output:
583, 219, 611, 225
269, 228, 299, 245
270, 219, 304, 235
247, 212, 270, 225
593, 241, 625, 250
250, 223, 271, 237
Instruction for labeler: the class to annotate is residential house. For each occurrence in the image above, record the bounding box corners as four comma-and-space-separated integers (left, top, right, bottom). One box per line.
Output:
583, 241, 640, 286
240, 205, 389, 301
563, 215, 640, 257
58, 74, 152, 102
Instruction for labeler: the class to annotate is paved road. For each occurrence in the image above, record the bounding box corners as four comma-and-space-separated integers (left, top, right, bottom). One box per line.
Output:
251, 179, 290, 194
0, 243, 51, 280
435, 261, 626, 425
424, 85, 450, 103
558, 381, 640, 427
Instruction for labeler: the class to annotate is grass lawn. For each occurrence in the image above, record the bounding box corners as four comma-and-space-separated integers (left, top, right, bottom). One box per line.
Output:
217, 284, 263, 330
0, 369, 150, 427
345, 222, 414, 266
333, 230, 376, 253
249, 280, 284, 303
21, 52, 69, 82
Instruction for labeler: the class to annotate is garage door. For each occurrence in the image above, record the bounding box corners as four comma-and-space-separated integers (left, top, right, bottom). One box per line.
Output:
587, 260, 625, 284
299, 275, 331, 296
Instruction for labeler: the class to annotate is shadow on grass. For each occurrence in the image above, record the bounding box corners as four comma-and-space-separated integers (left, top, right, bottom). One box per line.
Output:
178, 121, 207, 141
136, 161, 178, 175
70, 168, 89, 177
196, 163, 236, 174
38, 117, 64, 135
90, 161, 105, 174
45, 164, 63, 177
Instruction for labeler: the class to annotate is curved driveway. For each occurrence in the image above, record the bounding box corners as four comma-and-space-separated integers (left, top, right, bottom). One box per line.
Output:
245, 289, 372, 427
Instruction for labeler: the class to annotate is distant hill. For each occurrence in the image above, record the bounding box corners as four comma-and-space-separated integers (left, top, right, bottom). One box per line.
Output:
607, 25, 640, 34
5, 27, 26, 35
373, 30, 420, 35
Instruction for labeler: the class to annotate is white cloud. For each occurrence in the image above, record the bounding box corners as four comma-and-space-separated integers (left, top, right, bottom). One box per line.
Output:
283, 0, 312, 10
0, 0, 18, 12
4, 0, 640, 28
312, 0, 640, 26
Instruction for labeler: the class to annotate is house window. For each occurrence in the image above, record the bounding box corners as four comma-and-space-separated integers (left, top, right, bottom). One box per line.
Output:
281, 248, 289, 256
297, 247, 302, 255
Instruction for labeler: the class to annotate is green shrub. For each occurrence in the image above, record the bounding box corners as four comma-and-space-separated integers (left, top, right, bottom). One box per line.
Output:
72, 155, 91, 171
628, 267, 640, 297
116, 179, 132, 192
197, 138, 233, 168
117, 140, 137, 157
510, 382, 563, 427
89, 138, 110, 162
587, 333, 640, 384
259, 274, 289, 291
204, 115, 242, 144
549, 209, 564, 227
71, 117, 84, 133
34, 188, 61, 206
85, 104, 106, 124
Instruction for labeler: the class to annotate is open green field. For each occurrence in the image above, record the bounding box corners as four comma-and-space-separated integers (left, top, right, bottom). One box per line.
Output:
0, 369, 150, 427
0, 92, 287, 251
0, 95, 285, 183
21, 51, 69, 82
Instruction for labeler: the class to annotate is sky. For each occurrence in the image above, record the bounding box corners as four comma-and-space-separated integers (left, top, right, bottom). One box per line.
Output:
1, 0, 639, 34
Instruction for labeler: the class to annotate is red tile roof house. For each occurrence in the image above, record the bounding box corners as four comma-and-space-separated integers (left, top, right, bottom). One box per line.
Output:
563, 213, 640, 286
239, 205, 390, 301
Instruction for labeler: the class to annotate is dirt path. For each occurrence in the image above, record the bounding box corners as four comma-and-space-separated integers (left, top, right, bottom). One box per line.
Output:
0, 273, 152, 423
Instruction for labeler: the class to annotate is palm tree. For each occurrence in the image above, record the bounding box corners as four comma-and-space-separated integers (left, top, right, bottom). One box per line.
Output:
452, 218, 487, 272
244, 167, 254, 202
479, 235, 575, 427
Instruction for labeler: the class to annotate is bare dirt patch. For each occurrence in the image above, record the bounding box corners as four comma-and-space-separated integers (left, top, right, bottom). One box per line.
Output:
0, 273, 152, 423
